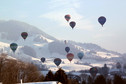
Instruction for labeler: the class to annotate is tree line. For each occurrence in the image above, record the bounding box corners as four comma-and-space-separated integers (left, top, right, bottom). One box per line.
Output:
0, 53, 126, 84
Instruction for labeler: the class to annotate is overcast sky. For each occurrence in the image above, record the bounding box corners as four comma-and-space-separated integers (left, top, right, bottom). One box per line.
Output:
0, 0, 126, 53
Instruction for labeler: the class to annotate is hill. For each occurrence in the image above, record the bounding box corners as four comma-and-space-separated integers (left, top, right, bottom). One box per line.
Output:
0, 20, 125, 71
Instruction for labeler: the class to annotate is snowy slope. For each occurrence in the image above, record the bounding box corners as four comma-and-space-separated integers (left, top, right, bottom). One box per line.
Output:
0, 40, 122, 72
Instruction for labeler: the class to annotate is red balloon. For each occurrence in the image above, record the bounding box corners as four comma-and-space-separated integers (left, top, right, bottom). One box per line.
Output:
67, 53, 74, 62
21, 32, 28, 40
65, 14, 71, 22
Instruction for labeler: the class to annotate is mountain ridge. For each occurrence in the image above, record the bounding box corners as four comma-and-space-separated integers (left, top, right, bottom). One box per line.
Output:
0, 20, 56, 41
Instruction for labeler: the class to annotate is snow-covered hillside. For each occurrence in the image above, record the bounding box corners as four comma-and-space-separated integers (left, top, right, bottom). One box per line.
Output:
0, 20, 125, 72
0, 20, 56, 41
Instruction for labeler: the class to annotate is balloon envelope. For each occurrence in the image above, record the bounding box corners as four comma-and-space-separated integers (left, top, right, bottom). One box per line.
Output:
98, 16, 106, 26
67, 53, 74, 62
21, 32, 28, 40
54, 58, 62, 66
77, 52, 84, 60
69, 21, 76, 29
65, 47, 70, 53
41, 57, 45, 63
65, 14, 71, 22
89, 67, 98, 77
10, 43, 18, 52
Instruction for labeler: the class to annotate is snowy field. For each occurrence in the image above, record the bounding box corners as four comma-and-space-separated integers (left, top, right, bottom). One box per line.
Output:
0, 38, 121, 73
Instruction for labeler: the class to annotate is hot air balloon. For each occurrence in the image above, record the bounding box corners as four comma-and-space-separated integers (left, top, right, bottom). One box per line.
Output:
65, 47, 70, 53
54, 58, 62, 67
98, 16, 106, 27
41, 57, 45, 63
77, 52, 84, 60
65, 14, 71, 22
67, 53, 74, 62
10, 43, 18, 52
89, 67, 98, 78
21, 32, 28, 40
69, 21, 76, 29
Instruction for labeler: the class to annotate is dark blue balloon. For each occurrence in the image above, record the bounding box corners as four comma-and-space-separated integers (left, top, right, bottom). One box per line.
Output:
77, 52, 84, 60
41, 57, 45, 63
98, 16, 106, 27
69, 21, 76, 29
54, 58, 61, 66
65, 47, 70, 53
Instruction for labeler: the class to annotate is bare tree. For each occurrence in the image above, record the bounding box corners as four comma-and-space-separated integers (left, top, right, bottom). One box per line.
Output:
0, 53, 44, 84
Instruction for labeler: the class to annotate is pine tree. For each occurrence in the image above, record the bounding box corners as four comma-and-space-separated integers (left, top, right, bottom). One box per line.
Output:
68, 78, 79, 84
101, 64, 109, 78
124, 79, 126, 84
106, 79, 112, 84
93, 75, 106, 84
54, 68, 68, 84
113, 75, 124, 84
82, 80, 86, 84
87, 76, 93, 84
44, 70, 54, 81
